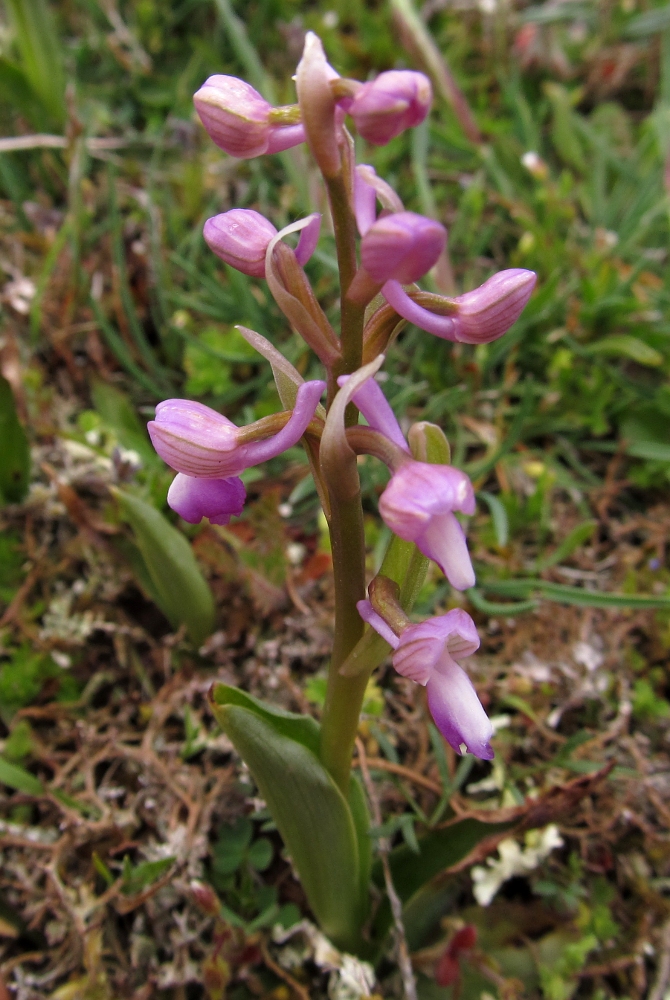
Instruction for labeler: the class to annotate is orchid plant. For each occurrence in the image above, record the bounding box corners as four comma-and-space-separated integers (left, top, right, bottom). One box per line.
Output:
148, 34, 536, 956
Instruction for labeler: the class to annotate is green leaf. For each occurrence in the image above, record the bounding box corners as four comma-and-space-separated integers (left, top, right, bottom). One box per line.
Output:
209, 691, 366, 953
122, 856, 175, 895
627, 441, 670, 462
0, 376, 30, 505
478, 491, 509, 547
247, 837, 273, 872
625, 5, 670, 36
4, 0, 65, 127
0, 755, 44, 796
211, 684, 321, 757
115, 490, 215, 646
478, 577, 670, 609
212, 817, 252, 876
536, 520, 597, 571
585, 335, 663, 367
370, 817, 517, 949
0, 58, 45, 128
90, 380, 155, 461
467, 589, 539, 615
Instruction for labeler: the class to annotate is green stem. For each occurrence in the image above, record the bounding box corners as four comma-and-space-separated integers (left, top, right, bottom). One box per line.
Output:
325, 173, 365, 383
319, 168, 369, 794
319, 492, 368, 793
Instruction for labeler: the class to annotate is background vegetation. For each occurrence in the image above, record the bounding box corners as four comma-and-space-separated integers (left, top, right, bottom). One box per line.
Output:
1, 0, 670, 997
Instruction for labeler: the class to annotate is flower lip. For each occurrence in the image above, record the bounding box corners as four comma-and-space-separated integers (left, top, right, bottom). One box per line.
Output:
427, 657, 494, 760
361, 211, 446, 285
168, 473, 246, 525
392, 608, 480, 685
204, 209, 278, 277
378, 462, 476, 589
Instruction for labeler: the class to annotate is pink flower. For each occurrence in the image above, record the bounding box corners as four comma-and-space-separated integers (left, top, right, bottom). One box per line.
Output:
357, 604, 494, 759
194, 75, 305, 158
348, 70, 432, 145
148, 380, 325, 479
204, 210, 321, 277
382, 269, 537, 344
338, 371, 475, 589
379, 462, 476, 591
360, 211, 446, 285
204, 209, 277, 277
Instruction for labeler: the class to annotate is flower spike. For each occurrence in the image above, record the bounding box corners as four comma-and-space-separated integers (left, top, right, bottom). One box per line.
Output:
148, 380, 325, 479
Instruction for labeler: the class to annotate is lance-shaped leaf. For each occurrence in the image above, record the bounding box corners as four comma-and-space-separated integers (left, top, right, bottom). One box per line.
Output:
210, 683, 368, 953
0, 375, 30, 505
115, 490, 215, 646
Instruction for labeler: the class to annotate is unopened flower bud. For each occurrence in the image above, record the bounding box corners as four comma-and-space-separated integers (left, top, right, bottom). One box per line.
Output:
194, 75, 305, 159
349, 70, 432, 145
204, 209, 277, 277
361, 211, 446, 285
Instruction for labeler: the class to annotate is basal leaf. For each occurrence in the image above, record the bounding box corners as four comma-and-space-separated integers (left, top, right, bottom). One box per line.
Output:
115, 490, 215, 646
211, 683, 321, 756
209, 695, 366, 952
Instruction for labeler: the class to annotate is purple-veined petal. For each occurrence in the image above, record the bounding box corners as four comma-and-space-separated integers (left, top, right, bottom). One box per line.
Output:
148, 400, 239, 477
337, 375, 409, 454
238, 380, 325, 467
349, 70, 432, 145
382, 280, 459, 340
416, 511, 475, 591
194, 75, 271, 158
361, 213, 446, 285
392, 609, 479, 685
294, 213, 322, 266
204, 209, 278, 277
427, 652, 494, 760
356, 599, 400, 649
